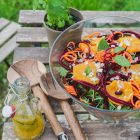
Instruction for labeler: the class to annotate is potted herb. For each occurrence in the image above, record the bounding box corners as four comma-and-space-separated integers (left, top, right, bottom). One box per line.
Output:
33, 0, 83, 46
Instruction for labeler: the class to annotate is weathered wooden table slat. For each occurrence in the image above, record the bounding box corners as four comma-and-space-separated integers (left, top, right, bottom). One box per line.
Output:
2, 11, 140, 140
0, 18, 10, 31
0, 22, 20, 46
13, 47, 50, 63
19, 10, 140, 25
16, 27, 140, 44
17, 28, 140, 44
3, 119, 140, 140
0, 18, 20, 62
0, 36, 19, 62
17, 27, 48, 43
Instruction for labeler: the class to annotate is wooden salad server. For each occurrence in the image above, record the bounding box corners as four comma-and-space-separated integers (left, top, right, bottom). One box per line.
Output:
7, 59, 68, 140
40, 72, 87, 140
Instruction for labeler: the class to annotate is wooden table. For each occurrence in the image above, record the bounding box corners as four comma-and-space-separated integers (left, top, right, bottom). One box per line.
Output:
0, 18, 20, 64
2, 11, 140, 140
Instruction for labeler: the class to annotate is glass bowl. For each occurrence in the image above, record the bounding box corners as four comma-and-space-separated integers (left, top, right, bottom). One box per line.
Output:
49, 16, 140, 121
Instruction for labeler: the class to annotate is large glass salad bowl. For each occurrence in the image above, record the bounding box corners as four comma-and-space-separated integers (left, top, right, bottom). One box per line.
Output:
49, 16, 140, 121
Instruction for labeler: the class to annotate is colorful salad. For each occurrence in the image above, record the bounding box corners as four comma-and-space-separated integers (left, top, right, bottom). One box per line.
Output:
57, 30, 140, 110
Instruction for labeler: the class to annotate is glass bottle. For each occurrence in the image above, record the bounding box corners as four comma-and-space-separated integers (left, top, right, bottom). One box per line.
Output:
3, 77, 45, 140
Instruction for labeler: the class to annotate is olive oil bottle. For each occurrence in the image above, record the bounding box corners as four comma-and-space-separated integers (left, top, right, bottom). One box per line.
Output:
3, 77, 45, 140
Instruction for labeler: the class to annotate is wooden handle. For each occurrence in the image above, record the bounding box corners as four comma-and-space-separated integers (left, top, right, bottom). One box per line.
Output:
32, 85, 64, 136
60, 101, 86, 140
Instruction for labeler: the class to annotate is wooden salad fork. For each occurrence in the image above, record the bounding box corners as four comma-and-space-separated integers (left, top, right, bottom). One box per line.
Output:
40, 72, 87, 140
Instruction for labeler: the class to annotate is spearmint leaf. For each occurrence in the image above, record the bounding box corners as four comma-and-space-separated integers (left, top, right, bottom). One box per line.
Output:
57, 67, 68, 77
85, 66, 91, 76
114, 46, 125, 53
98, 38, 109, 51
113, 55, 131, 67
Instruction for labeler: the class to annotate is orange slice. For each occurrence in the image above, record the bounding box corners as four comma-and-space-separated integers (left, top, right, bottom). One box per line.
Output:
118, 36, 140, 53
73, 61, 99, 85
130, 64, 140, 86
106, 80, 133, 105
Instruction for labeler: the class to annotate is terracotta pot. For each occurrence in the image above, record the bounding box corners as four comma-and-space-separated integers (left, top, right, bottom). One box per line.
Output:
44, 8, 83, 46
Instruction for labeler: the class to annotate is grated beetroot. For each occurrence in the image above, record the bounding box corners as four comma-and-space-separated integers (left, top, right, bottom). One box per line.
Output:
58, 30, 140, 110
122, 30, 140, 39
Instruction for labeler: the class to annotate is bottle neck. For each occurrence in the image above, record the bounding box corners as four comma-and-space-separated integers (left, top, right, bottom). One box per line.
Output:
18, 93, 29, 103
13, 77, 31, 103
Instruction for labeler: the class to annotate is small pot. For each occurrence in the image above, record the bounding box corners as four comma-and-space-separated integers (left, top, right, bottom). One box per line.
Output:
44, 8, 83, 46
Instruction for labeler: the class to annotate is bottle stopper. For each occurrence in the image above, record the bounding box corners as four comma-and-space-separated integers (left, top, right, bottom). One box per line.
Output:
2, 105, 16, 118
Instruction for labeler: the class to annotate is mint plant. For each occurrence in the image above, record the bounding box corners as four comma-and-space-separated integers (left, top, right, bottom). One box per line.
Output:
33, 0, 75, 30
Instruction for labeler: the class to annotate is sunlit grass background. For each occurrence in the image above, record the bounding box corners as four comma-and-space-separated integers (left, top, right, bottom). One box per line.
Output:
0, 0, 140, 21
0, 0, 140, 139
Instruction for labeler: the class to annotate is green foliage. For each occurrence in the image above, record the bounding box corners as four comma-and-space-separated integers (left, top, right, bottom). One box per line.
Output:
98, 38, 109, 51
121, 106, 130, 110
33, 0, 75, 30
81, 89, 94, 103
109, 102, 117, 110
72, 0, 140, 11
114, 55, 131, 67
85, 66, 91, 76
114, 46, 125, 53
0, 0, 32, 21
57, 67, 68, 77
0, 0, 140, 22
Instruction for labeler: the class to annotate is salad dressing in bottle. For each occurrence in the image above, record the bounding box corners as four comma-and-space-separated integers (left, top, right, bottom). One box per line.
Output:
2, 77, 45, 140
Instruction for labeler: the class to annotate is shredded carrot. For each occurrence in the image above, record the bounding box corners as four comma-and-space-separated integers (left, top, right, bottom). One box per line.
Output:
134, 100, 140, 109
121, 67, 129, 72
107, 47, 115, 55
73, 50, 82, 53
130, 80, 140, 91
94, 50, 105, 62
61, 51, 77, 62
131, 93, 140, 109
79, 43, 90, 53
82, 32, 101, 40
114, 31, 123, 37
106, 33, 114, 44
106, 31, 123, 44
123, 52, 133, 63
74, 48, 82, 51
80, 52, 86, 61
64, 85, 77, 96
130, 80, 140, 108
67, 41, 75, 48
104, 53, 112, 61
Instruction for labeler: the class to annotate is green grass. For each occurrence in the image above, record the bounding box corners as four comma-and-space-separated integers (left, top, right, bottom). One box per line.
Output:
73, 0, 140, 11
0, 0, 140, 139
0, 0, 140, 21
